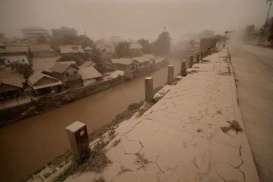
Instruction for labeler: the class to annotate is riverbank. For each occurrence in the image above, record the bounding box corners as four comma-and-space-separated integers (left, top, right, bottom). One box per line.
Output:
0, 60, 169, 127
27, 48, 259, 182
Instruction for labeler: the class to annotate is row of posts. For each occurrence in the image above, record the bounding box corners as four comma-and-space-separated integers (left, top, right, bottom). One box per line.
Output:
145, 52, 203, 102
66, 52, 205, 164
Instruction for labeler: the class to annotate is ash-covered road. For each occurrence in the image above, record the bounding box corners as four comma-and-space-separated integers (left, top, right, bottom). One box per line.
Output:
231, 43, 273, 182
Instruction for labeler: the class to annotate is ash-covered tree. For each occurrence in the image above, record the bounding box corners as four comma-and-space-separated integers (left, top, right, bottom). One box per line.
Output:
115, 41, 130, 58
153, 31, 171, 56
78, 35, 94, 48
138, 39, 151, 54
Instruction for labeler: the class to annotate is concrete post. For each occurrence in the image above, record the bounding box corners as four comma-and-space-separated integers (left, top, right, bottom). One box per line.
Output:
167, 65, 175, 84
196, 54, 200, 63
66, 121, 90, 164
189, 56, 194, 68
180, 61, 187, 76
145, 77, 154, 102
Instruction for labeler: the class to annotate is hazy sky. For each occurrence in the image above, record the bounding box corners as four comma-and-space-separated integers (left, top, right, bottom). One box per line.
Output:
0, 0, 271, 41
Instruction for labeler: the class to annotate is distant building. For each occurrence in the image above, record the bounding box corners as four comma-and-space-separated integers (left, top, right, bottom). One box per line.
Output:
52, 27, 78, 41
0, 46, 29, 56
2, 55, 29, 65
95, 39, 115, 54
129, 42, 143, 57
30, 44, 56, 57
21, 27, 50, 42
111, 58, 138, 79
79, 62, 102, 86
59, 45, 85, 55
0, 69, 26, 101
45, 61, 81, 88
28, 72, 63, 95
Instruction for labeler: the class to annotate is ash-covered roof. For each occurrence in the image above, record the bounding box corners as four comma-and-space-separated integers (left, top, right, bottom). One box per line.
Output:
129, 42, 142, 50
60, 45, 84, 54
0, 46, 29, 54
112, 58, 136, 65
50, 61, 77, 73
0, 69, 25, 88
30, 44, 55, 53
79, 64, 102, 80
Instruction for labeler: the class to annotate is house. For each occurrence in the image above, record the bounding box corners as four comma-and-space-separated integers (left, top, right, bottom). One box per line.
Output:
32, 56, 60, 72
59, 45, 85, 55
21, 27, 50, 42
111, 58, 138, 79
129, 42, 143, 57
79, 62, 102, 86
0, 69, 26, 101
95, 40, 115, 54
2, 55, 30, 65
28, 72, 63, 95
45, 61, 81, 88
83, 46, 93, 55
30, 44, 57, 57
0, 46, 29, 56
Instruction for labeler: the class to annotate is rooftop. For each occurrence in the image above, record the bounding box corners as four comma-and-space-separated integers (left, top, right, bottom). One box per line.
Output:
0, 69, 25, 88
50, 61, 77, 73
79, 64, 102, 80
60, 45, 84, 54
112, 58, 136, 65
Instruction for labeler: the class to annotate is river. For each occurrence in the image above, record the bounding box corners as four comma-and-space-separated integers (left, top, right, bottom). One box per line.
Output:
0, 59, 182, 182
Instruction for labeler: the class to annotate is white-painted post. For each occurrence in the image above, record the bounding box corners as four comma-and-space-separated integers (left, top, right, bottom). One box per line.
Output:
66, 121, 90, 164
168, 65, 175, 84
145, 77, 154, 102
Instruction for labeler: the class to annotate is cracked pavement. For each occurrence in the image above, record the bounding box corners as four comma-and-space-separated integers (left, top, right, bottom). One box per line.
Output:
65, 49, 260, 182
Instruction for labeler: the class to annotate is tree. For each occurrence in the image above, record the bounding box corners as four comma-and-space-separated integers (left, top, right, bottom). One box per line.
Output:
153, 31, 171, 56
11, 62, 33, 79
138, 39, 151, 54
115, 41, 130, 58
78, 35, 94, 48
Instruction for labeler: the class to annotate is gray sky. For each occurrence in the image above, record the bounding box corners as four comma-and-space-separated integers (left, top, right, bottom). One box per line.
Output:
0, 0, 271, 41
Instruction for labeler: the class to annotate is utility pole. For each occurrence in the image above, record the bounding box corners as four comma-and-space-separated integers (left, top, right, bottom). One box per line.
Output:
265, 0, 273, 25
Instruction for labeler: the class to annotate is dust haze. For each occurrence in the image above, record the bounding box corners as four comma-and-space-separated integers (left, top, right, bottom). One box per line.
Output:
0, 0, 269, 40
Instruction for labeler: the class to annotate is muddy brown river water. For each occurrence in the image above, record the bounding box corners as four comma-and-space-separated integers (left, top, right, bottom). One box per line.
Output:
0, 60, 182, 182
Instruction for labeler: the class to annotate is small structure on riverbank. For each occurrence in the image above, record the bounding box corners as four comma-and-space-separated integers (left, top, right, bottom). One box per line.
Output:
79, 62, 102, 86
0, 69, 26, 101
28, 72, 63, 96
45, 61, 81, 88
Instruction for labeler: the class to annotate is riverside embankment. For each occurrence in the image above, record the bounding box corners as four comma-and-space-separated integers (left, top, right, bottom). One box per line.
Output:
0, 59, 182, 182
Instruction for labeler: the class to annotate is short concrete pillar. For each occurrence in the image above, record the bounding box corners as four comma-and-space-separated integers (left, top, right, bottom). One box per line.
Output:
167, 65, 175, 84
180, 61, 187, 76
66, 121, 90, 164
145, 77, 154, 102
196, 54, 200, 63
189, 56, 194, 68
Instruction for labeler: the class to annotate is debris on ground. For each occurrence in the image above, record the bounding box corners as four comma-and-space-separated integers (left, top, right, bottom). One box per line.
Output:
221, 120, 243, 134
135, 152, 150, 169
